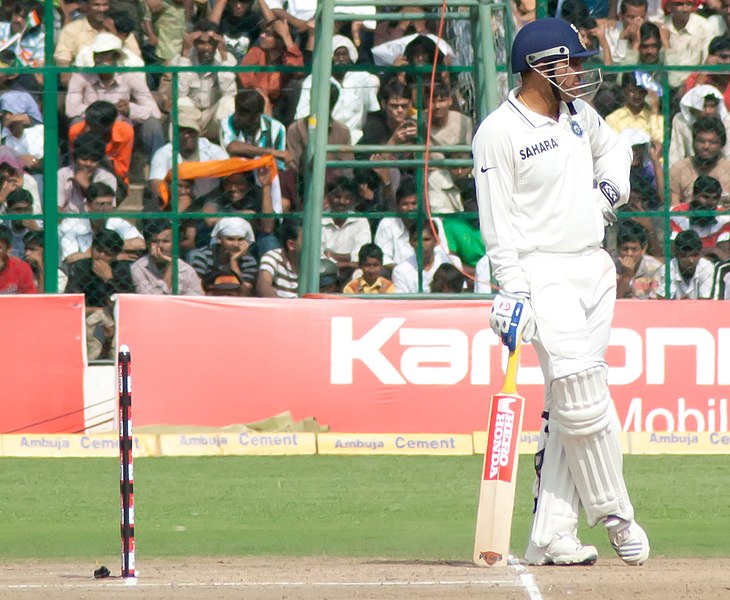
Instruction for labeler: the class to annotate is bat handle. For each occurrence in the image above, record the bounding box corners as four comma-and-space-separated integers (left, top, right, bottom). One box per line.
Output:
502, 342, 521, 394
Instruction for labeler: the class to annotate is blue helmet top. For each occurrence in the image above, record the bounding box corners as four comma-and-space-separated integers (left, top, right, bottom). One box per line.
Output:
510, 18, 599, 74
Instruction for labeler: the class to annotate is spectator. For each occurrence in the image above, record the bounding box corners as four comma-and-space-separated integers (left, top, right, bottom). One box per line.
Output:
0, 0, 45, 67
0, 91, 44, 174
68, 100, 135, 187
180, 196, 221, 255
256, 219, 301, 297
708, 0, 729, 38
3, 188, 40, 257
669, 115, 730, 205
148, 101, 229, 209
23, 230, 67, 293
208, 0, 260, 61
391, 221, 462, 293
65, 34, 165, 160
219, 89, 289, 169
430, 262, 465, 293
473, 254, 493, 293
620, 128, 663, 202
0, 148, 40, 214
614, 171, 664, 257
59, 182, 145, 265
682, 36, 730, 111
575, 17, 614, 65
615, 220, 663, 298
74, 31, 146, 68
158, 21, 238, 140
142, 0, 187, 65
0, 223, 35, 293
656, 229, 715, 298
237, 11, 304, 110
318, 258, 340, 293
131, 219, 203, 295
287, 83, 354, 180
294, 34, 380, 144
670, 174, 730, 260
712, 257, 730, 298
188, 217, 258, 296
202, 268, 247, 296
605, 0, 649, 64
54, 0, 141, 84
663, 0, 714, 89
58, 132, 118, 213
374, 176, 450, 272
606, 72, 663, 143
669, 84, 730, 166
65, 229, 135, 359
620, 22, 668, 99
321, 177, 372, 274
342, 243, 396, 294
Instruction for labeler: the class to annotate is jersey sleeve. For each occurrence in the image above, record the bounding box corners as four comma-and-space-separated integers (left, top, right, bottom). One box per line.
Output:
472, 120, 529, 293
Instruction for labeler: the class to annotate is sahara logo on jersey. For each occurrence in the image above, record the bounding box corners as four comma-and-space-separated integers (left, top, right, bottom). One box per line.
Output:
519, 137, 558, 160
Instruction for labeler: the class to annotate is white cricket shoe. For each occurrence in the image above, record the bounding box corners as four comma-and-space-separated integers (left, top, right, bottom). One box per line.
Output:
525, 533, 598, 566
605, 517, 650, 566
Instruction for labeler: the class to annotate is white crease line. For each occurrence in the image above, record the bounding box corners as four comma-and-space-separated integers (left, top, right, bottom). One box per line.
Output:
509, 555, 544, 600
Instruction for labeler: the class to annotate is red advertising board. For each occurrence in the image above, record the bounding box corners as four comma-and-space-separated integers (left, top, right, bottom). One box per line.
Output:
0, 295, 86, 434
116, 296, 729, 434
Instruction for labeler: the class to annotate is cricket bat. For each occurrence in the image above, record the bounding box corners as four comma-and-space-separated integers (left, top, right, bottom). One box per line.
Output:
473, 343, 525, 567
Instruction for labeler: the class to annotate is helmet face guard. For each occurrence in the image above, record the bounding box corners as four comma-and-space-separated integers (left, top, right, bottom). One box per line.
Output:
526, 46, 603, 101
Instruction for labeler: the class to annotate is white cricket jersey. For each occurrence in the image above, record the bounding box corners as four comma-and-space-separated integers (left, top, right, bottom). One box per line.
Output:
472, 89, 631, 293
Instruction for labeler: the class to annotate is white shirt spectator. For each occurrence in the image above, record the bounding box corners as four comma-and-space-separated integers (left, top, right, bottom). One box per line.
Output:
321, 216, 372, 262
258, 248, 298, 298
2, 124, 44, 160
58, 217, 144, 261
371, 33, 456, 66
656, 256, 715, 298
392, 247, 463, 293
374, 216, 450, 266
664, 12, 714, 88
149, 137, 229, 198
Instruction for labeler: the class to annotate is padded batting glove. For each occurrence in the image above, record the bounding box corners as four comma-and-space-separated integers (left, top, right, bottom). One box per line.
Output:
489, 291, 536, 353
595, 180, 620, 226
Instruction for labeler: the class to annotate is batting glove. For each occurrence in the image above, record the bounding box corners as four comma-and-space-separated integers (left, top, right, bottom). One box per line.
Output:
489, 291, 536, 352
595, 180, 620, 226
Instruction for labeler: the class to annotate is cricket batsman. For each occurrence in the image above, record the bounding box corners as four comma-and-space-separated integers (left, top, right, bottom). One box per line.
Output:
472, 18, 650, 566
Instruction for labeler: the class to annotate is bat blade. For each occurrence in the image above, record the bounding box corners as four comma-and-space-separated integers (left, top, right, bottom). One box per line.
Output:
473, 389, 525, 567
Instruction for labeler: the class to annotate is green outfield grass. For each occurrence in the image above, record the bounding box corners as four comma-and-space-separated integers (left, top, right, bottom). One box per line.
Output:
0, 455, 726, 561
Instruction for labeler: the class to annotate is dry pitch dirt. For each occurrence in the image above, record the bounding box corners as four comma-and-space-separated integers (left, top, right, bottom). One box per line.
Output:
0, 557, 728, 599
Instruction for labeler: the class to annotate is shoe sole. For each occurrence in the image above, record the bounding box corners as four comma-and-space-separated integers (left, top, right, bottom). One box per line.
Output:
544, 554, 598, 566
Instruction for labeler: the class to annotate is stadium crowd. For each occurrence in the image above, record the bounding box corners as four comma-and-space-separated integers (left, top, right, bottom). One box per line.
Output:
0, 0, 728, 358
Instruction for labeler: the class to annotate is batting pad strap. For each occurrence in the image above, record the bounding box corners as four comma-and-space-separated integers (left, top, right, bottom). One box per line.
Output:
550, 366, 611, 437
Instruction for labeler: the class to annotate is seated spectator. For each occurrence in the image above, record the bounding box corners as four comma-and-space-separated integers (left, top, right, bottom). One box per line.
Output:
620, 22, 667, 96
669, 84, 730, 167
392, 221, 462, 293
288, 83, 354, 182
371, 31, 455, 74
58, 132, 118, 213
3, 189, 40, 257
148, 101, 229, 209
237, 12, 304, 110
208, 0, 260, 61
374, 176, 450, 272
669, 115, 730, 205
294, 34, 380, 144
0, 91, 43, 175
430, 262, 465, 293
0, 147, 39, 212
54, 0, 141, 85
131, 219, 203, 295
620, 128, 664, 203
605, 0, 649, 64
682, 36, 730, 111
606, 72, 663, 144
158, 21, 238, 140
321, 177, 372, 274
203, 268, 247, 296
23, 230, 68, 293
615, 220, 663, 298
181, 196, 221, 256
670, 174, 730, 261
142, 0, 186, 65
342, 243, 396, 294
0, 1, 44, 68
256, 219, 301, 297
74, 31, 146, 68
318, 258, 340, 293
219, 89, 289, 169
712, 257, 730, 298
65, 229, 135, 359
575, 16, 614, 66
663, 0, 715, 90
69, 100, 135, 187
0, 223, 36, 293
614, 171, 664, 256
188, 216, 258, 296
59, 182, 145, 265
708, 0, 729, 38
65, 34, 165, 160
656, 229, 715, 298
